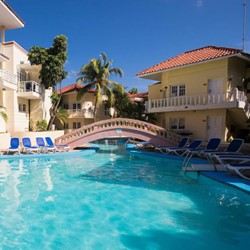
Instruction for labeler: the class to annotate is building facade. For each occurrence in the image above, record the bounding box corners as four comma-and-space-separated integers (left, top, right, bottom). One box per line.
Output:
0, 0, 52, 133
56, 84, 111, 133
137, 46, 250, 142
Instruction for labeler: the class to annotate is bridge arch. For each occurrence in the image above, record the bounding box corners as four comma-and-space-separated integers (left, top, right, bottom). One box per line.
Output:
55, 118, 183, 149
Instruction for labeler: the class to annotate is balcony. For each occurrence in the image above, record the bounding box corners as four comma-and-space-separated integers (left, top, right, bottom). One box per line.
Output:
17, 81, 42, 99
66, 108, 94, 119
146, 88, 249, 114
0, 69, 17, 90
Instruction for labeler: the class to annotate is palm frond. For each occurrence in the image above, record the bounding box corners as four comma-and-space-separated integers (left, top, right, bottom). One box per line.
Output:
100, 53, 107, 65
95, 83, 103, 105
109, 68, 123, 77
77, 83, 95, 101
56, 107, 68, 125
109, 81, 125, 94
103, 85, 115, 107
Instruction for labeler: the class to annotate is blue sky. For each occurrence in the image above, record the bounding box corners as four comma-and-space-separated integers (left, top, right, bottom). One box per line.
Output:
6, 0, 250, 92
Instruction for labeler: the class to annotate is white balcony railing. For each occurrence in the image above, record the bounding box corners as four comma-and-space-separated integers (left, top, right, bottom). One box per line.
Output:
0, 69, 18, 89
66, 108, 94, 119
146, 88, 248, 113
18, 81, 42, 94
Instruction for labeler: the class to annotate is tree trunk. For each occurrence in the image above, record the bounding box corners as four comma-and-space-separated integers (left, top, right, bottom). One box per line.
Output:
47, 82, 62, 130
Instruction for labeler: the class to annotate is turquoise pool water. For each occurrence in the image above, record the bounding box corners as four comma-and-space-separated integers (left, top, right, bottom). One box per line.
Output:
0, 149, 249, 250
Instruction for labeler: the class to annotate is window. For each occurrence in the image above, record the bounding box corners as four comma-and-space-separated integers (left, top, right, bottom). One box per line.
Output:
179, 85, 186, 96
18, 103, 26, 112
64, 123, 69, 129
17, 69, 27, 82
73, 122, 81, 129
63, 103, 69, 109
170, 84, 185, 97
170, 118, 178, 130
170, 117, 185, 130
73, 103, 81, 112
170, 86, 178, 97
178, 118, 185, 130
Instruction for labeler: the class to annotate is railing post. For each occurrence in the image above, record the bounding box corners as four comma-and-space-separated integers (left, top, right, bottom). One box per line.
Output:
234, 88, 239, 100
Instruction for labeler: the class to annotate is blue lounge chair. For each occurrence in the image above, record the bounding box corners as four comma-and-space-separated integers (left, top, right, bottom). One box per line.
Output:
155, 137, 189, 153
45, 137, 70, 152
205, 138, 244, 164
167, 139, 202, 156
36, 137, 56, 153
8, 137, 20, 154
22, 137, 40, 154
182, 138, 221, 167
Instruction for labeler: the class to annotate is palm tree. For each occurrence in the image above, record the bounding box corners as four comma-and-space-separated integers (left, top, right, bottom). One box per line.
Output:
76, 53, 124, 119
54, 106, 68, 126
0, 105, 7, 122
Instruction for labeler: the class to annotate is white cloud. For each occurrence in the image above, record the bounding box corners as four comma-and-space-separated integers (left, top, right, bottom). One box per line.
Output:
196, 0, 204, 8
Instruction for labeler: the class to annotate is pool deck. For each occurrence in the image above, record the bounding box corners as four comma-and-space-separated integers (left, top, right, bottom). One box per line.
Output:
128, 149, 250, 194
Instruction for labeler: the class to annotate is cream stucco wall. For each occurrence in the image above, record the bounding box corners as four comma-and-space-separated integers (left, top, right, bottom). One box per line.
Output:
145, 58, 247, 142
58, 91, 110, 130
0, 42, 52, 133
149, 59, 229, 99
159, 109, 227, 142
3, 42, 28, 74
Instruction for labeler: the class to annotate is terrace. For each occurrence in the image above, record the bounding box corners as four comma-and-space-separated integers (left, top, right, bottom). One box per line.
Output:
145, 88, 249, 114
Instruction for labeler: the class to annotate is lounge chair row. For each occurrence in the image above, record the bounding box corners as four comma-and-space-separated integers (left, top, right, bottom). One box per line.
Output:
155, 137, 250, 181
7, 137, 70, 154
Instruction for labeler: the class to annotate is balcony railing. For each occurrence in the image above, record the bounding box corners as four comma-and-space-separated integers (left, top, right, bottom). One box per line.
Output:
0, 69, 17, 89
17, 81, 42, 99
66, 108, 94, 119
18, 81, 42, 94
146, 89, 248, 113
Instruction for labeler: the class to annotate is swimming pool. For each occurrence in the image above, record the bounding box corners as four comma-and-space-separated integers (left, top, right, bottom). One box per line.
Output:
0, 149, 249, 249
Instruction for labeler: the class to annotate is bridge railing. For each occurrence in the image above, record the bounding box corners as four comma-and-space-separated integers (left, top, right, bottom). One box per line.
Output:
55, 118, 184, 146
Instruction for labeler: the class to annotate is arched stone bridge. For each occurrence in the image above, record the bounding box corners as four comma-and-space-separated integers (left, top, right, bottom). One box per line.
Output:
55, 118, 183, 149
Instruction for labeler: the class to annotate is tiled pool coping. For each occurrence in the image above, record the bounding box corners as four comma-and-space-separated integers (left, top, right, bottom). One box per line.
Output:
0, 149, 96, 160
202, 172, 250, 194
128, 149, 250, 194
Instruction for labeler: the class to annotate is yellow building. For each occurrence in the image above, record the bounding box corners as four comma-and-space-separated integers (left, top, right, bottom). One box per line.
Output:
0, 0, 52, 133
137, 46, 250, 142
56, 84, 111, 132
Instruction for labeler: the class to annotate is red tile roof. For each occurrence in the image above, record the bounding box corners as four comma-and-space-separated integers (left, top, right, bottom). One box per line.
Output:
128, 92, 148, 99
57, 83, 95, 94
137, 46, 243, 76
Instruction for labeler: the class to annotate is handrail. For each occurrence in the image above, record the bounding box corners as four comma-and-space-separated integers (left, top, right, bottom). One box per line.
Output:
0, 69, 17, 85
66, 108, 94, 118
146, 89, 247, 110
18, 81, 42, 94
55, 118, 183, 145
